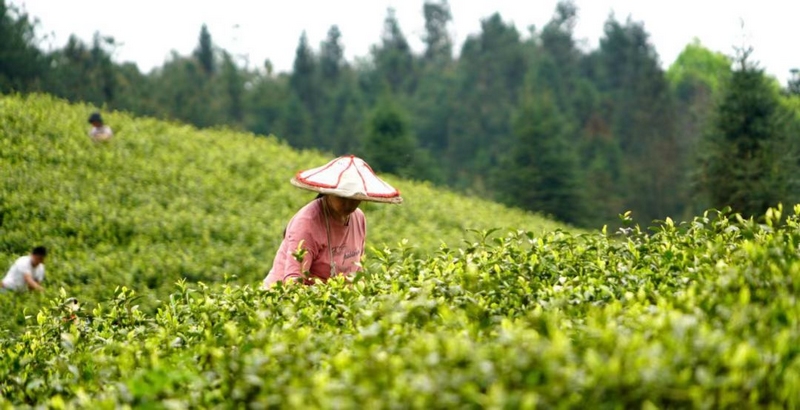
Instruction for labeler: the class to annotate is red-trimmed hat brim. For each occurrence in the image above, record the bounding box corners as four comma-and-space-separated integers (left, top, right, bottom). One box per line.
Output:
290, 178, 403, 204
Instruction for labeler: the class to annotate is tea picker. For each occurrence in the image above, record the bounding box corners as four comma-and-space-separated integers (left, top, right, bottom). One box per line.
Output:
88, 112, 114, 142
262, 155, 402, 288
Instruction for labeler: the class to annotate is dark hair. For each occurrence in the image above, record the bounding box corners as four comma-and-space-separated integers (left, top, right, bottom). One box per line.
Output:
88, 112, 103, 124
315, 193, 324, 199
32, 246, 47, 257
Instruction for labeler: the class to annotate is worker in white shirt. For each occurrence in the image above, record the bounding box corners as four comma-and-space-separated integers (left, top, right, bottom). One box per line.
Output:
88, 112, 113, 142
1, 246, 47, 292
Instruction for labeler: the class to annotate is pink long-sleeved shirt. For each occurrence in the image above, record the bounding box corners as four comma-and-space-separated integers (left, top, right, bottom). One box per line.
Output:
263, 199, 366, 288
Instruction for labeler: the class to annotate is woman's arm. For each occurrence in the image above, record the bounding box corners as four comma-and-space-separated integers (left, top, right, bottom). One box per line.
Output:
280, 221, 318, 282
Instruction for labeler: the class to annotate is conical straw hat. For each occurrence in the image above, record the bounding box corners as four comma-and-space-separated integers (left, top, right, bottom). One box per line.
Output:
290, 156, 403, 204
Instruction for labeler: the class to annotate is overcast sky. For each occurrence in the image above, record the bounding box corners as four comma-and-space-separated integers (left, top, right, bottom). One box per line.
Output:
11, 0, 800, 84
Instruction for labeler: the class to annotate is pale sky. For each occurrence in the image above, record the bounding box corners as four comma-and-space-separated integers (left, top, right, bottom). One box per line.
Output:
10, 0, 800, 84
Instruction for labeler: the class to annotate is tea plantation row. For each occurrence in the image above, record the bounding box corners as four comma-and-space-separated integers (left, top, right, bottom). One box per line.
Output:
2, 207, 800, 408
0, 93, 566, 318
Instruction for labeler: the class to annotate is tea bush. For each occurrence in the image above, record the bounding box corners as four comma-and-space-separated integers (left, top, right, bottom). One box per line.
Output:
0, 93, 565, 316
1, 207, 800, 408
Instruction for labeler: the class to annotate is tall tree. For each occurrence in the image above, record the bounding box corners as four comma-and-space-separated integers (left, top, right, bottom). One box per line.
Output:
221, 52, 244, 123
320, 25, 345, 84
243, 72, 289, 138
447, 13, 526, 188
788, 69, 800, 96
289, 31, 320, 133
363, 98, 416, 175
538, 1, 581, 117
0, 0, 44, 92
414, 1, 454, 159
422, 0, 452, 66
494, 91, 586, 225
277, 92, 313, 148
700, 51, 798, 216
667, 39, 730, 102
666, 40, 731, 215
589, 16, 682, 222
45, 33, 119, 106
152, 54, 222, 127
319, 71, 366, 154
412, 67, 454, 154
581, 112, 626, 225
90, 33, 117, 104
373, 8, 415, 93
194, 24, 215, 75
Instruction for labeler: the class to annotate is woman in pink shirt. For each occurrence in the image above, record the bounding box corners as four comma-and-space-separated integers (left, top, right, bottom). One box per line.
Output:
263, 156, 402, 288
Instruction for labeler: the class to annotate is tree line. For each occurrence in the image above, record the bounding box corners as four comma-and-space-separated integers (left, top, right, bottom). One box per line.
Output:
2, 0, 799, 227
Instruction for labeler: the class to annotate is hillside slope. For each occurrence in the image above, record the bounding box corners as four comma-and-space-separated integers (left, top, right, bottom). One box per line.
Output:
0, 93, 568, 300
3, 95, 800, 408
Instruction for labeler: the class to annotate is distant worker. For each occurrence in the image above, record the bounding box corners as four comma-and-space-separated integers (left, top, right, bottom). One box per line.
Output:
1, 246, 47, 293
262, 155, 402, 288
88, 112, 113, 142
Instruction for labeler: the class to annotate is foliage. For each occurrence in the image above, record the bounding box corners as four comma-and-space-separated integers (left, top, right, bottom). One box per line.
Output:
363, 98, 417, 176
372, 8, 415, 94
445, 12, 526, 193
0, 0, 44, 93
494, 91, 586, 225
4, 192, 800, 407
699, 54, 800, 217
789, 69, 800, 96
666, 40, 733, 216
289, 31, 319, 132
193, 24, 215, 76
319, 25, 345, 83
591, 17, 683, 223
422, 0, 453, 66
667, 39, 731, 101
0, 93, 566, 319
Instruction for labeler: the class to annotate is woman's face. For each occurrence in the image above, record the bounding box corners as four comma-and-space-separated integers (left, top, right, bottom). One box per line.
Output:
327, 195, 362, 216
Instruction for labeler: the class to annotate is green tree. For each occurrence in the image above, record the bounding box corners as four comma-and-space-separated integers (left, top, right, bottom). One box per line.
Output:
580, 113, 626, 225
363, 98, 416, 175
667, 39, 731, 101
320, 25, 345, 84
788, 69, 800, 96
90, 33, 117, 104
243, 72, 289, 137
221, 52, 244, 123
46, 35, 92, 101
44, 33, 118, 107
666, 40, 731, 216
422, 0, 452, 66
372, 8, 415, 93
700, 51, 799, 216
537, 1, 581, 118
0, 0, 44, 93
152, 54, 222, 127
494, 91, 586, 225
112, 61, 155, 115
447, 13, 526, 188
319, 71, 366, 154
276, 92, 313, 148
589, 16, 682, 222
194, 24, 215, 75
289, 31, 319, 136
412, 67, 454, 155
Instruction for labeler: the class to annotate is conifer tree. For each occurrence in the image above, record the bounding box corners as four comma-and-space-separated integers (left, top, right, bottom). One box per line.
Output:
701, 51, 797, 216
364, 98, 416, 175
494, 91, 586, 225
194, 24, 215, 75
